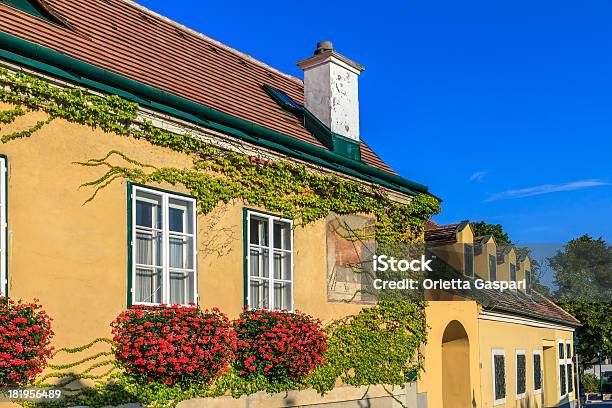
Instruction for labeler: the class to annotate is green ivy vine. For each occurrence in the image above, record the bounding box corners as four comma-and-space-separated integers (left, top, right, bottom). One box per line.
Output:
0, 67, 439, 244
0, 68, 438, 407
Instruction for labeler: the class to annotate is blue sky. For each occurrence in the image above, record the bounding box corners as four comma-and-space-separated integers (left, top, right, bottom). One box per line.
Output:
139, 0, 612, 244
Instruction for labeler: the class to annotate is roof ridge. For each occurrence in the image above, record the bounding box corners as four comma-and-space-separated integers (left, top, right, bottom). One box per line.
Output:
121, 0, 303, 86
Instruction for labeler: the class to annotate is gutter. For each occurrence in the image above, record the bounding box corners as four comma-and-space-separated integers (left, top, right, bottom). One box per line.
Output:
0, 32, 437, 199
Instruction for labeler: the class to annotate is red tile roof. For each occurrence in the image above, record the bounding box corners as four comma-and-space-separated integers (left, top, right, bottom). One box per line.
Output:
0, 0, 395, 173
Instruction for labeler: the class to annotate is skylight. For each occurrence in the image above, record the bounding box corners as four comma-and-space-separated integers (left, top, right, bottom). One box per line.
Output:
262, 85, 303, 115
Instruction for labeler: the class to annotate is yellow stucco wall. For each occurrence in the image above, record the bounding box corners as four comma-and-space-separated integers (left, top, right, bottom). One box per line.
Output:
478, 318, 575, 408
418, 300, 483, 408
0, 104, 579, 408
475, 238, 496, 280
0, 105, 365, 352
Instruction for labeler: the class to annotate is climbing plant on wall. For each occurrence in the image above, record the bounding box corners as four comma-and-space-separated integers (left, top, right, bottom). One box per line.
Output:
0, 67, 438, 407
0, 67, 439, 243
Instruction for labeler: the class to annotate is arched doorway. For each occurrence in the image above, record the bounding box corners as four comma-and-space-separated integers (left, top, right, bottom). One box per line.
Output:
442, 320, 471, 408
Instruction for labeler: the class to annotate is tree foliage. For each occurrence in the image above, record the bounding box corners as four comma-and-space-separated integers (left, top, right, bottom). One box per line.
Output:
549, 235, 612, 369
556, 300, 612, 369
550, 235, 612, 302
470, 221, 511, 245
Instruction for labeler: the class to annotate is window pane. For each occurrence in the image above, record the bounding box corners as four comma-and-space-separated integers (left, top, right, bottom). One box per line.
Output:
567, 363, 573, 393
526, 270, 532, 294
534, 354, 542, 391
169, 270, 194, 305
136, 192, 161, 228
250, 216, 268, 246
566, 343, 571, 358
135, 267, 162, 303
559, 344, 564, 359
560, 364, 566, 395
273, 250, 291, 280
169, 235, 194, 269
273, 281, 292, 311
273, 221, 291, 250
249, 278, 269, 309
510, 264, 516, 281
516, 354, 526, 395
494, 354, 506, 400
250, 247, 269, 278
169, 207, 184, 232
489, 255, 497, 280
464, 244, 474, 277
136, 230, 162, 267
169, 198, 194, 234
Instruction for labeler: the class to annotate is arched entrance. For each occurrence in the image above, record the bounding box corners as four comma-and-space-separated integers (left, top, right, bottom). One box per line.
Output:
442, 320, 471, 408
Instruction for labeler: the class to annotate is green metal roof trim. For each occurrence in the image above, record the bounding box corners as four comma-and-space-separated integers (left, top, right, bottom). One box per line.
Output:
0, 0, 63, 25
0, 31, 436, 198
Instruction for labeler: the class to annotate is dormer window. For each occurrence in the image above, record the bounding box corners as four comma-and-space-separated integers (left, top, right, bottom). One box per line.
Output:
464, 243, 474, 278
525, 270, 532, 294
489, 254, 497, 281
510, 263, 516, 282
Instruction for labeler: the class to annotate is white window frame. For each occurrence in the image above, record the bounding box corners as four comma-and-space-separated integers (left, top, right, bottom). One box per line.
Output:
565, 339, 574, 395
533, 349, 543, 395
246, 210, 294, 312
0, 157, 6, 297
131, 185, 197, 306
516, 349, 526, 399
558, 339, 567, 397
492, 349, 507, 405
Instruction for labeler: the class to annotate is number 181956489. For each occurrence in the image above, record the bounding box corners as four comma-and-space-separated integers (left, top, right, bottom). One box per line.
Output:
1, 388, 63, 401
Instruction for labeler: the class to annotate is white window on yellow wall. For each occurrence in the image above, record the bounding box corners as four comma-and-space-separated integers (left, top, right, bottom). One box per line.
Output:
516, 349, 526, 399
0, 156, 6, 297
246, 210, 293, 311
533, 350, 543, 395
566, 340, 574, 395
130, 185, 197, 306
492, 349, 506, 405
558, 340, 567, 396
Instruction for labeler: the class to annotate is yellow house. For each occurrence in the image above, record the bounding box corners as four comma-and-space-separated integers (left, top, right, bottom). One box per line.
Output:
0, 1, 580, 408
423, 223, 580, 408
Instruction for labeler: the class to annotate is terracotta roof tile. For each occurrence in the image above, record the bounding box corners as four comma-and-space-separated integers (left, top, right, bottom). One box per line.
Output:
425, 223, 459, 244
0, 0, 396, 174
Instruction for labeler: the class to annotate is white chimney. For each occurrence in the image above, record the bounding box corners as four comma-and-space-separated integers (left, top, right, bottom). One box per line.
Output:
297, 41, 365, 142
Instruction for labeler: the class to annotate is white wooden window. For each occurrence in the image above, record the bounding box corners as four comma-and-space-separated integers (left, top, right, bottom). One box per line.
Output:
247, 211, 293, 311
492, 349, 506, 405
566, 340, 574, 394
516, 349, 526, 399
131, 185, 197, 306
533, 349, 543, 395
558, 340, 567, 396
0, 157, 6, 297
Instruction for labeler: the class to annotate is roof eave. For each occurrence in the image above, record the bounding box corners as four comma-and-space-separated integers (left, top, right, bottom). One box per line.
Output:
0, 31, 437, 199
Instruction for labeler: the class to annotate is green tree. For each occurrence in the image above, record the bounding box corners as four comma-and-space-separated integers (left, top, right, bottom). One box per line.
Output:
556, 300, 612, 370
470, 221, 511, 245
549, 235, 612, 301
549, 235, 612, 370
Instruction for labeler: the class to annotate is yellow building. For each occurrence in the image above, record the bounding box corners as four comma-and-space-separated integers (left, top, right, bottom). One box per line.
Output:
423, 223, 580, 408
0, 1, 579, 407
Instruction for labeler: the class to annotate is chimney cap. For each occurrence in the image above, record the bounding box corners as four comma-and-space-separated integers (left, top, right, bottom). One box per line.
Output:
315, 41, 333, 55
297, 41, 364, 73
